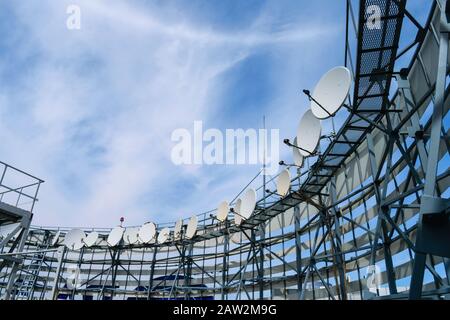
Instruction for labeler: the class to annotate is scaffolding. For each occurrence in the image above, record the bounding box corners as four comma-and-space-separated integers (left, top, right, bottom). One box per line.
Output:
0, 0, 449, 300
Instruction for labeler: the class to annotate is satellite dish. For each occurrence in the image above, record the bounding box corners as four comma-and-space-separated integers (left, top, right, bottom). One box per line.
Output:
292, 137, 304, 167
234, 199, 243, 226
311, 66, 352, 119
123, 227, 139, 245
107, 226, 124, 247
83, 231, 99, 247
240, 188, 257, 220
297, 109, 321, 157
51, 231, 61, 246
138, 222, 156, 243
157, 228, 170, 244
64, 229, 86, 250
185, 216, 198, 239
217, 201, 229, 222
277, 169, 291, 197
174, 219, 183, 239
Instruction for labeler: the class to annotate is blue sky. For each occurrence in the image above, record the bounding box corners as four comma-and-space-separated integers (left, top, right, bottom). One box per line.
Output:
0, 0, 432, 228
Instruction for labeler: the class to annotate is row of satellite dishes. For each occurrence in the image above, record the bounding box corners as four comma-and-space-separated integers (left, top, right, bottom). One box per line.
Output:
277, 66, 352, 193
215, 66, 352, 217
59, 66, 352, 251
60, 216, 199, 250
59, 188, 258, 251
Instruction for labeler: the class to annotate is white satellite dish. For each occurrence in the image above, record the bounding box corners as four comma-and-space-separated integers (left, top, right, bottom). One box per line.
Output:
185, 216, 198, 239
64, 229, 86, 250
123, 227, 139, 245
311, 66, 352, 119
107, 226, 124, 247
174, 219, 183, 239
217, 201, 229, 222
292, 137, 304, 167
297, 109, 321, 157
51, 231, 61, 246
157, 227, 170, 243
83, 231, 99, 247
234, 199, 243, 226
277, 169, 291, 197
240, 188, 257, 220
138, 222, 156, 243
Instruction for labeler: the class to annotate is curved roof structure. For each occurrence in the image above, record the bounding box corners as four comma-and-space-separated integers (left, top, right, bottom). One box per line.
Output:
0, 0, 448, 301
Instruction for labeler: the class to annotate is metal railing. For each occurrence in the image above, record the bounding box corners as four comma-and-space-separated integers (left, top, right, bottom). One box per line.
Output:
0, 161, 44, 213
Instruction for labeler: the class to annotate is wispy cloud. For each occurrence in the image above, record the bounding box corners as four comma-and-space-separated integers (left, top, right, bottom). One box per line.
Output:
0, 0, 341, 228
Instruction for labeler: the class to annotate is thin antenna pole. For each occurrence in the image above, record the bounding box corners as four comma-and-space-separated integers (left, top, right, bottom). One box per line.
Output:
261, 115, 266, 301
331, 116, 336, 135
263, 115, 266, 196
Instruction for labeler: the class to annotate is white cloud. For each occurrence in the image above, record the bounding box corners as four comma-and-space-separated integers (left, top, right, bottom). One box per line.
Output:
0, 0, 338, 228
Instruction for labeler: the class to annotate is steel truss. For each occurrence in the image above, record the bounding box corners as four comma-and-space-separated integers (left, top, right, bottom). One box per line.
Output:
0, 0, 449, 300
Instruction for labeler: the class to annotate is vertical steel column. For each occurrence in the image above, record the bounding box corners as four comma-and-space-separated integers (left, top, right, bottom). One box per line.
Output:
70, 248, 84, 300
184, 243, 194, 300
109, 248, 120, 299
4, 212, 32, 300
366, 132, 398, 295
50, 246, 66, 300
221, 223, 229, 300
396, 75, 429, 168
294, 205, 303, 299
397, 74, 449, 288
410, 0, 450, 299
258, 222, 265, 300
329, 178, 348, 300
147, 247, 158, 300
250, 229, 256, 299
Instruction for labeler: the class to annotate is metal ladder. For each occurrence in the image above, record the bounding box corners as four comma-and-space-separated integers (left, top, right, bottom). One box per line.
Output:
15, 242, 50, 300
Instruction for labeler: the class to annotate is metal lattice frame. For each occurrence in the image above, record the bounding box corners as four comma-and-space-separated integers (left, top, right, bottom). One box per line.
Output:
0, 161, 44, 300
0, 0, 448, 300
